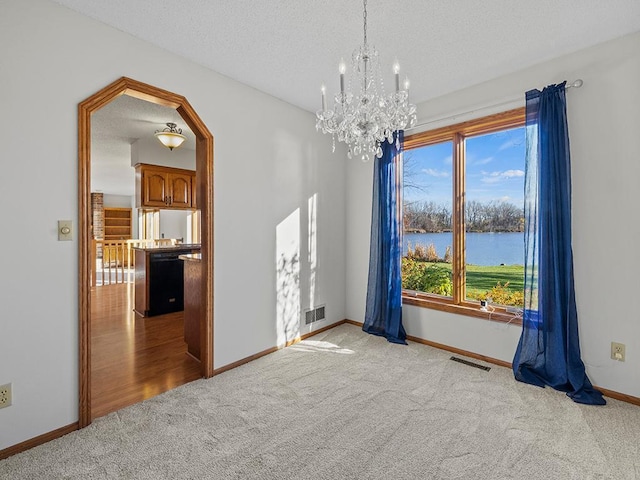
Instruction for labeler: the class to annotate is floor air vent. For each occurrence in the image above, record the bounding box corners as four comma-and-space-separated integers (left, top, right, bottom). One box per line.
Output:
304, 305, 326, 325
449, 356, 491, 371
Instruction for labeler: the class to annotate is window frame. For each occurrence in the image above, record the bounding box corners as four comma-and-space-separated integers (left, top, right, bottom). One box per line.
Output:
402, 107, 525, 324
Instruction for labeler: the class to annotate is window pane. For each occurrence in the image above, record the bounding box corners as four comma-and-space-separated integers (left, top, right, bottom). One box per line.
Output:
464, 127, 525, 308
402, 141, 453, 298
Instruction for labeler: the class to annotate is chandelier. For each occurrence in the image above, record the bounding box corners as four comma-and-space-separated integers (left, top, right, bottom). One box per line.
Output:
316, 0, 417, 161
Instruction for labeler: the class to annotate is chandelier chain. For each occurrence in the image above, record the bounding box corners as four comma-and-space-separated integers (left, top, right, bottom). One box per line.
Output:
363, 0, 367, 45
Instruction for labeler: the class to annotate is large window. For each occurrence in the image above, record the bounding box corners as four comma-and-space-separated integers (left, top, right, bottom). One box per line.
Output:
402, 108, 525, 322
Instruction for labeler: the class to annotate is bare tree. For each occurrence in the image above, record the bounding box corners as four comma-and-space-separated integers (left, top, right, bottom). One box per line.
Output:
407, 199, 522, 233
402, 151, 430, 199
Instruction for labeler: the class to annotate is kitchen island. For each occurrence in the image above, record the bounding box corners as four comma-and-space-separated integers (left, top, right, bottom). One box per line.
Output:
133, 244, 201, 317
179, 253, 202, 361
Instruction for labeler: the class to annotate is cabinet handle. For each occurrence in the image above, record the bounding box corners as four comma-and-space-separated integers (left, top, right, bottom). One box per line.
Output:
169, 195, 172, 205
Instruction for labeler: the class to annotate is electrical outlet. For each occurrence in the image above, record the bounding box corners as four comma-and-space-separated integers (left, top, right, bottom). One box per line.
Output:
0, 383, 11, 409
611, 342, 625, 362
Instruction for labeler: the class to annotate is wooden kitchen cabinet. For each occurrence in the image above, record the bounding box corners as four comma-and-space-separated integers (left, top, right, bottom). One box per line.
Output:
135, 163, 195, 209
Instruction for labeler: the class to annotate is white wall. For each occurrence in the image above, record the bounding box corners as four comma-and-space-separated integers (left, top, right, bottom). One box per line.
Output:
347, 31, 640, 398
131, 136, 196, 171
103, 194, 133, 208
158, 210, 190, 240
0, 0, 346, 450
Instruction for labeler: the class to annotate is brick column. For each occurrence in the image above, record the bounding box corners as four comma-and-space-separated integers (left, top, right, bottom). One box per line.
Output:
91, 193, 104, 258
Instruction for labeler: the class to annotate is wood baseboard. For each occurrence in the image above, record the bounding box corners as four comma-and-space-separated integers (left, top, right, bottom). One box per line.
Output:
4, 318, 638, 459
346, 318, 511, 367
405, 333, 512, 369
1, 321, 347, 458
0, 422, 78, 460
342, 319, 640, 406
342, 319, 362, 328
594, 386, 640, 406
212, 346, 280, 376
212, 320, 348, 376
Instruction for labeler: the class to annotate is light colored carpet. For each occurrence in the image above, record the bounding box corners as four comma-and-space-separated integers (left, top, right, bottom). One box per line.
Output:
1, 324, 639, 479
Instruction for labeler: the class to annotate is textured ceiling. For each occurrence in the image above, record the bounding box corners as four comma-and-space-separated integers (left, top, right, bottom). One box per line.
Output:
59, 0, 640, 196
52, 0, 640, 113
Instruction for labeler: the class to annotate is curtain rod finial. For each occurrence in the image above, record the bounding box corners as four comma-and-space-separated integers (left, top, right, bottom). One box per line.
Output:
567, 79, 583, 89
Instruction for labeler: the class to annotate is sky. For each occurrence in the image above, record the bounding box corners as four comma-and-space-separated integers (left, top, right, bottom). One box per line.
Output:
404, 126, 525, 207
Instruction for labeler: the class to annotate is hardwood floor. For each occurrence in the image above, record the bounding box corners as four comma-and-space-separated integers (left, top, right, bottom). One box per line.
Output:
90, 283, 202, 420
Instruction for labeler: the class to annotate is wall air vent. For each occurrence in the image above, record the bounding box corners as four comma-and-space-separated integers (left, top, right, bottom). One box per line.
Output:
449, 356, 491, 371
305, 310, 315, 325
304, 305, 326, 325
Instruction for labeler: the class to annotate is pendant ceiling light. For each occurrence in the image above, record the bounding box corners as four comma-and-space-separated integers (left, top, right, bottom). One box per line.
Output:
316, 0, 417, 161
155, 122, 186, 151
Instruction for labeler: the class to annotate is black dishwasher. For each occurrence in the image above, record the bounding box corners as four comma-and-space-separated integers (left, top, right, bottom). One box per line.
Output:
148, 251, 185, 316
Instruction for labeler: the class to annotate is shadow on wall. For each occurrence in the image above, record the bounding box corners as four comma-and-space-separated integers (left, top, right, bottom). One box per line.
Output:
275, 192, 321, 346
276, 208, 301, 346
273, 128, 329, 346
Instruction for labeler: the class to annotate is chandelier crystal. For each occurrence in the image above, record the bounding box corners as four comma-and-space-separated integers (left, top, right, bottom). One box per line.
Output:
316, 0, 417, 161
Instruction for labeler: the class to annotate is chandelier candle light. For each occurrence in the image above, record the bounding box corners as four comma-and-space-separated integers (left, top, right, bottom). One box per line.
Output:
316, 0, 417, 161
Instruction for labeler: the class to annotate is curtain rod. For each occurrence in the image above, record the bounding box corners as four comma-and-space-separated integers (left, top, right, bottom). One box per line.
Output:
406, 79, 583, 132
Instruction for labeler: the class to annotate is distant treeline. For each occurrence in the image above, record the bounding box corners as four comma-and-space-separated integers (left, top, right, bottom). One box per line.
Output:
404, 200, 524, 233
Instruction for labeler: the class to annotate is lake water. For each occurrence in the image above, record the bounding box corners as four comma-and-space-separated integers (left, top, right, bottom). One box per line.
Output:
404, 232, 524, 266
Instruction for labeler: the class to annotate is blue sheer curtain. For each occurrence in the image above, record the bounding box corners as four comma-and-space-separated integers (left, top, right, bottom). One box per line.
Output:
363, 132, 407, 345
513, 83, 605, 405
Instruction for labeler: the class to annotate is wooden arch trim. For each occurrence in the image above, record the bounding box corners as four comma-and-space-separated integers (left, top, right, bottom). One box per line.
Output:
78, 77, 214, 428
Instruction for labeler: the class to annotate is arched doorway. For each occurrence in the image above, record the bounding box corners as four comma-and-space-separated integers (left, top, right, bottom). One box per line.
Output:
78, 77, 214, 428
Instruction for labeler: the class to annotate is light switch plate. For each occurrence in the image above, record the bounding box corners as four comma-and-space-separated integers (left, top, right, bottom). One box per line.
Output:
58, 220, 73, 241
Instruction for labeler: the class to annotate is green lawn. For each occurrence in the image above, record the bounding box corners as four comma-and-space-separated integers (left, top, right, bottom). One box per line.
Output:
410, 262, 524, 291
402, 259, 525, 306
466, 264, 524, 291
